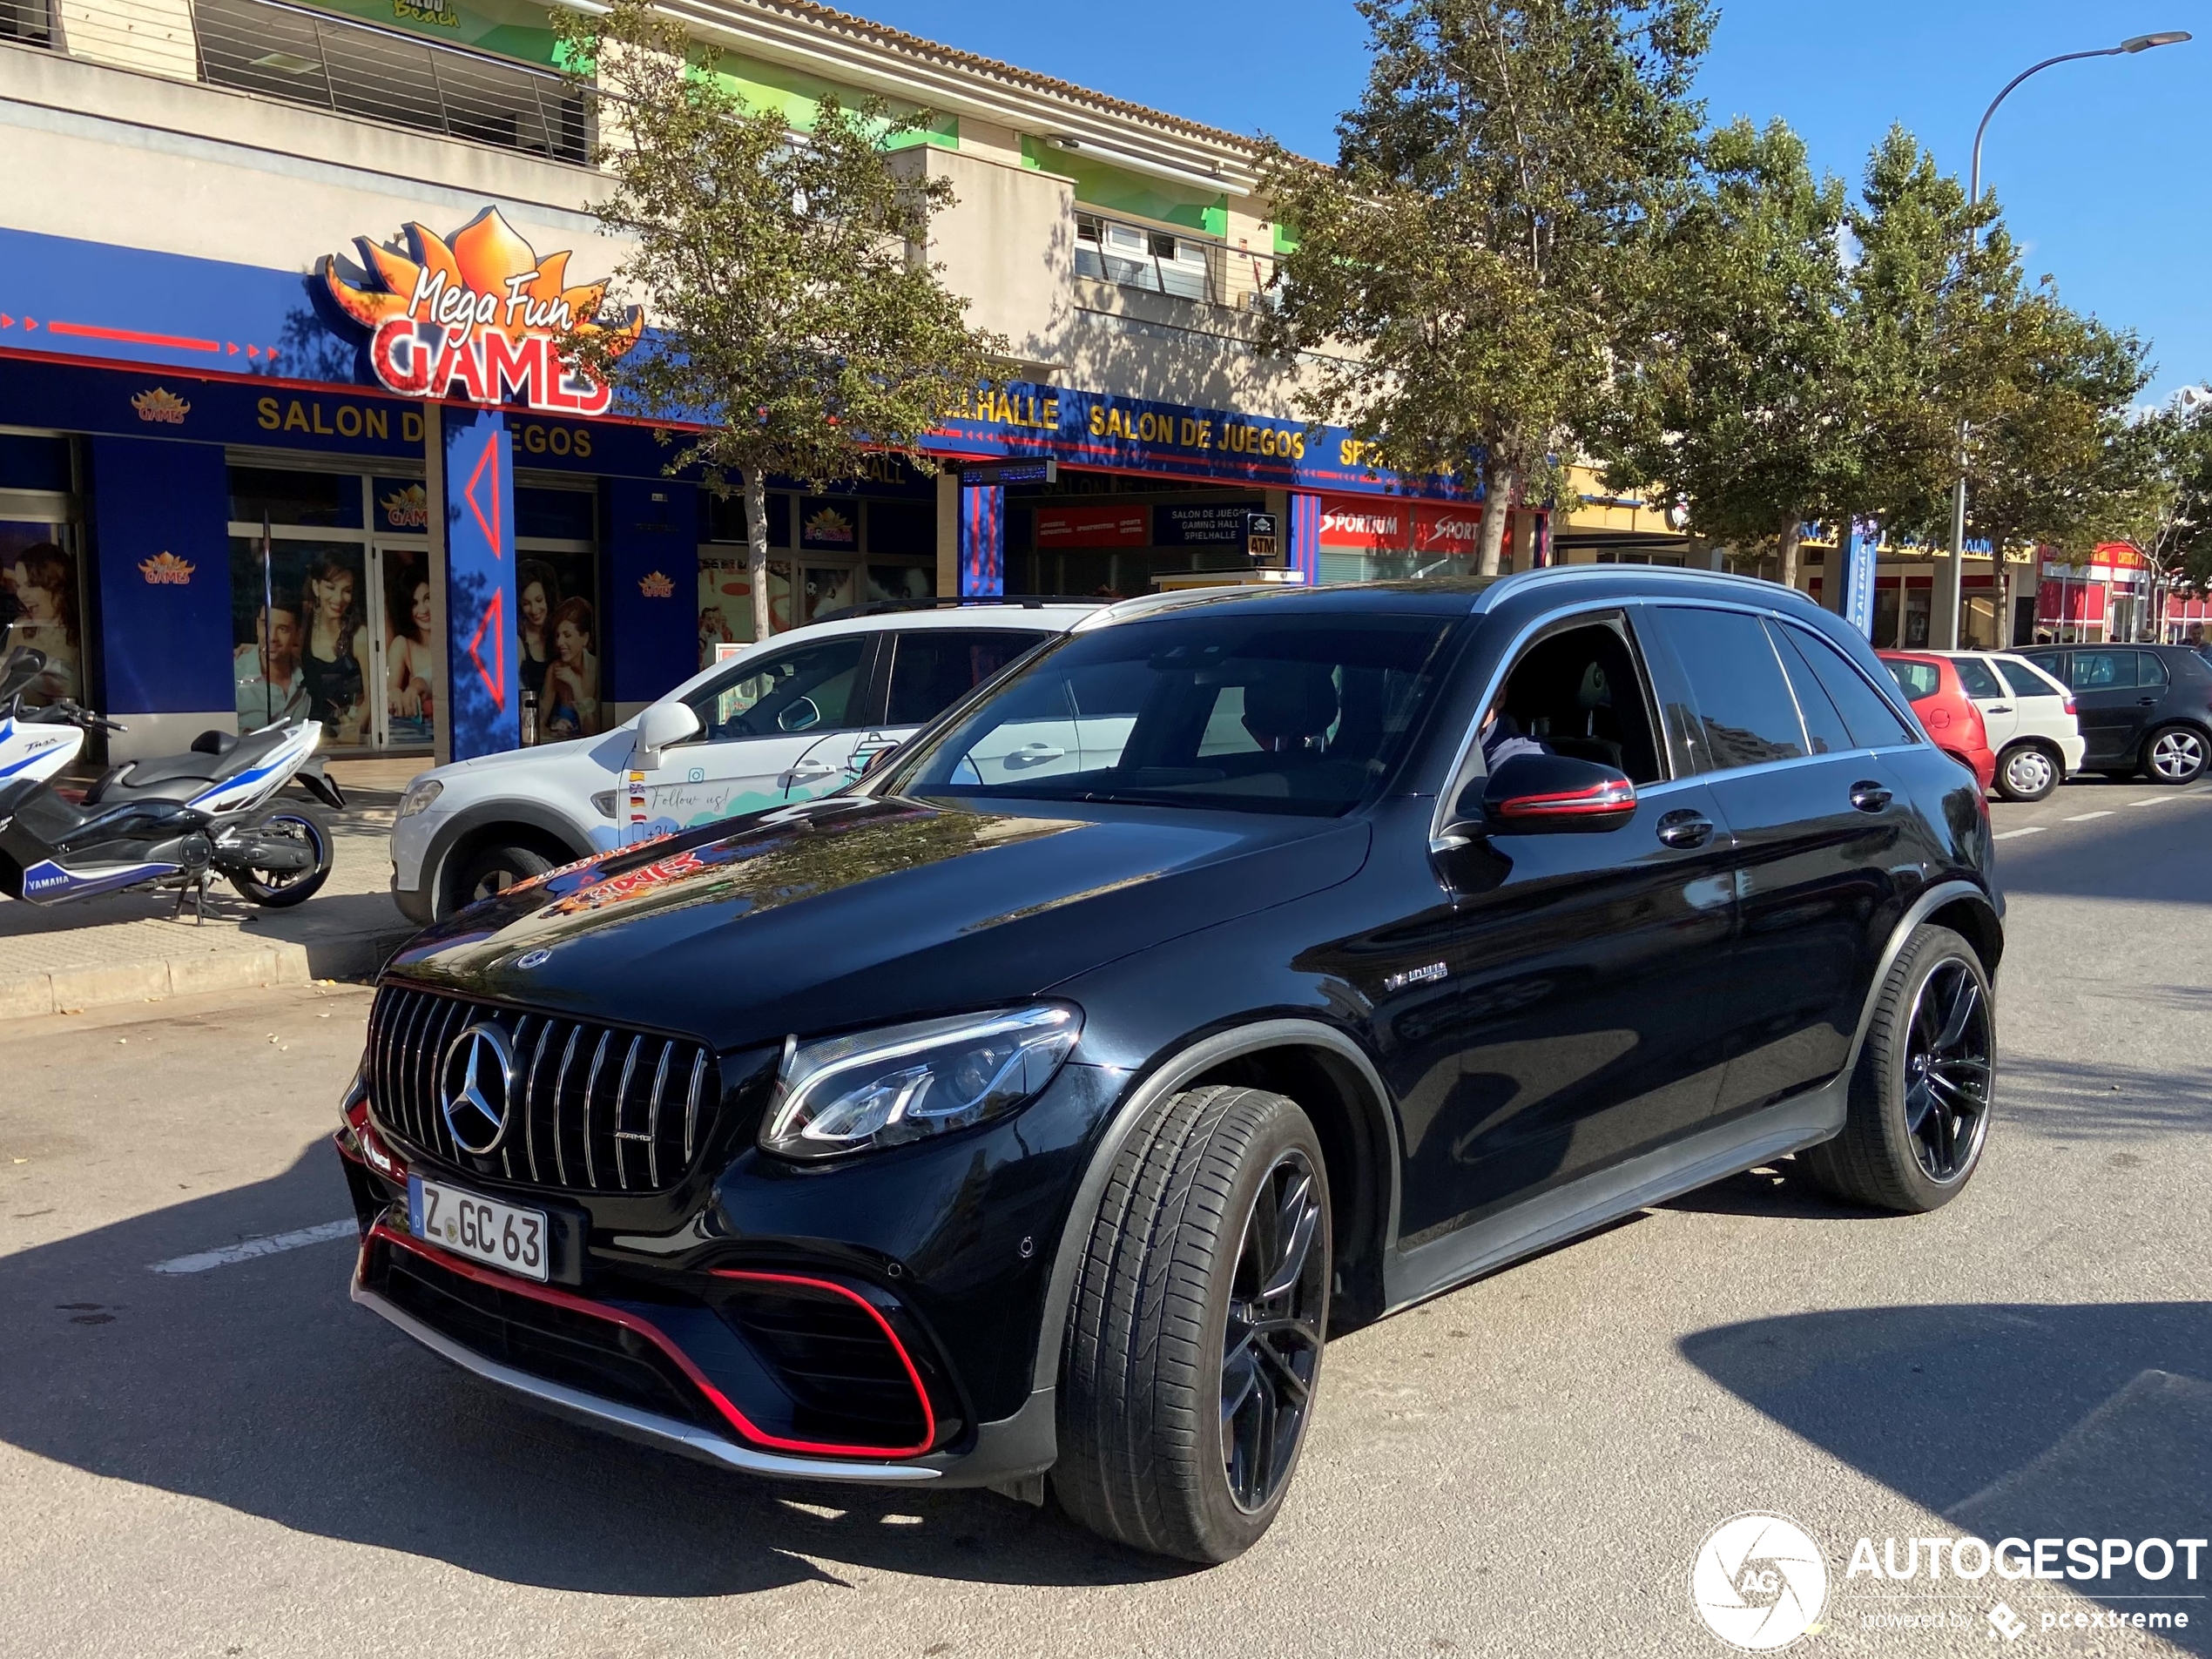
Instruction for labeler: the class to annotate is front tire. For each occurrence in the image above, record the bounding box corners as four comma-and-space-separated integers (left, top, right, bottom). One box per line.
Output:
1054, 1084, 1331, 1563
448, 842, 555, 914
2143, 724, 2208, 786
1993, 742, 2059, 802
1802, 925, 1994, 1213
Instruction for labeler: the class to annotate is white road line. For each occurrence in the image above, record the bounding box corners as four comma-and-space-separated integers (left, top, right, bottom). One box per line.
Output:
150, 1218, 358, 1275
2063, 811, 2115, 822
2128, 796, 2173, 807
1993, 826, 2047, 841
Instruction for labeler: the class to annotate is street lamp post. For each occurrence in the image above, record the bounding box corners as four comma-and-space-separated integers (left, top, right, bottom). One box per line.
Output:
1941, 30, 2189, 651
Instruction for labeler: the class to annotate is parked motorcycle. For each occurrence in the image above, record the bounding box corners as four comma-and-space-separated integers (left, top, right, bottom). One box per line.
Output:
0, 646, 85, 787
0, 648, 347, 915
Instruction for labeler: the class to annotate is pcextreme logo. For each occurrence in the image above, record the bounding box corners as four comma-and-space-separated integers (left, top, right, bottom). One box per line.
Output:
321, 207, 643, 418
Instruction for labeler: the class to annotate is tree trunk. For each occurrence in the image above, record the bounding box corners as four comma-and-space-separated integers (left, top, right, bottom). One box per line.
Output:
744, 469, 772, 643
1476, 464, 1517, 577
1777, 516, 1802, 592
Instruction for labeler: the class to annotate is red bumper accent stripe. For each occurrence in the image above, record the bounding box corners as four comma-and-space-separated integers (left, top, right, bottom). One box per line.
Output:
362, 1223, 934, 1460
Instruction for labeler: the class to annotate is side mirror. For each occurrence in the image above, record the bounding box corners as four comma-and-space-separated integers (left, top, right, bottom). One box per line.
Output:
631, 700, 701, 771
777, 696, 823, 734
1461, 752, 1637, 835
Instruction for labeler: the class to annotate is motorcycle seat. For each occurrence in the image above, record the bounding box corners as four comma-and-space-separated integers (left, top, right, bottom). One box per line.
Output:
83, 725, 297, 806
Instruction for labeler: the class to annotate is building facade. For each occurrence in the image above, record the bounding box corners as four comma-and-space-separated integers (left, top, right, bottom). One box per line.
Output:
1, 0, 1565, 765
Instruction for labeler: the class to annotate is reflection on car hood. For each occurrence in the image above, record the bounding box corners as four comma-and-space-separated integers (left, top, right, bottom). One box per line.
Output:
387, 796, 1371, 1050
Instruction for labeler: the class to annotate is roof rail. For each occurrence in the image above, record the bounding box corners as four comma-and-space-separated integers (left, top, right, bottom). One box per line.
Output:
1474, 563, 1820, 613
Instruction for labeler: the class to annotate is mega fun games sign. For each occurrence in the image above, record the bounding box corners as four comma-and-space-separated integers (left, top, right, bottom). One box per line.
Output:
320, 207, 642, 416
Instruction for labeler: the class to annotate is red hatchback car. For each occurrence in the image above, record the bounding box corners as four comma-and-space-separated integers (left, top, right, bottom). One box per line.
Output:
1879, 651, 1997, 791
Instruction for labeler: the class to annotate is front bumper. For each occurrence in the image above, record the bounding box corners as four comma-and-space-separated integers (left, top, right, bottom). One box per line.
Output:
334, 1074, 1092, 1489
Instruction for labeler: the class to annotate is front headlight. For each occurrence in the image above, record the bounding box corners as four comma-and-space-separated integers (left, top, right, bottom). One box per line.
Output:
759, 1003, 1082, 1161
396, 778, 444, 819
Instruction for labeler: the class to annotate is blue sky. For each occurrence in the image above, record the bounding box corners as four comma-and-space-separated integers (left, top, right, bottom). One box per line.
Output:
853, 1, 2208, 401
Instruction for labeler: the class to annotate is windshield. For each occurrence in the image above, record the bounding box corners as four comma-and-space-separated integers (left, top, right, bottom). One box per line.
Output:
881, 608, 1463, 817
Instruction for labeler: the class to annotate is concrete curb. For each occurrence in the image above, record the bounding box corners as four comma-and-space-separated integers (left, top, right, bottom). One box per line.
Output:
0, 926, 413, 1021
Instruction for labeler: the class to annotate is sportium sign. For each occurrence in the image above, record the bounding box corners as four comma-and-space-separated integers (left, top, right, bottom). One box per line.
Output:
321, 207, 643, 417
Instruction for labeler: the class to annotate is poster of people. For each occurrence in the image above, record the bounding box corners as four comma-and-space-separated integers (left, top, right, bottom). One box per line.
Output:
1, 522, 84, 709
517, 549, 602, 740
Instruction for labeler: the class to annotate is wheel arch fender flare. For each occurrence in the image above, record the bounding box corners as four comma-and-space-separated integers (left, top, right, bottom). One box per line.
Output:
1029, 1017, 1402, 1396
421, 800, 595, 909
1843, 879, 2002, 1082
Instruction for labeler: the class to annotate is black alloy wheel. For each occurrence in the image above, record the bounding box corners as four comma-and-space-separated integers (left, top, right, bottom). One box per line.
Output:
1801, 923, 1996, 1214
1900, 956, 1993, 1184
1055, 1083, 1332, 1562
1220, 1147, 1326, 1514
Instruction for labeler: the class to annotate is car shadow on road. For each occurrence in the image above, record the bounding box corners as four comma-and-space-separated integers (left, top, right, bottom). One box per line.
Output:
1683, 1302, 2212, 1654
0, 1145, 1182, 1595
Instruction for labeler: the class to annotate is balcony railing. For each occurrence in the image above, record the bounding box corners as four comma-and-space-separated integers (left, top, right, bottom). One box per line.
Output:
6, 0, 588, 165
1, 0, 51, 47
1075, 211, 1280, 312
193, 0, 589, 160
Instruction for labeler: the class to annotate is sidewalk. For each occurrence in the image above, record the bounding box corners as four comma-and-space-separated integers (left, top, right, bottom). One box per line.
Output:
0, 757, 424, 1021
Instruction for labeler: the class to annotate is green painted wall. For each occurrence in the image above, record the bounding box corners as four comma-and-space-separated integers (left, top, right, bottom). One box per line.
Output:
1022, 136, 1226, 233
707, 51, 957, 149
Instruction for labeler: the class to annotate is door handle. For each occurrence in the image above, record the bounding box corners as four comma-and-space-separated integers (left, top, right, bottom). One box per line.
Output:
1986, 704, 2012, 714
1656, 809, 1714, 849
1850, 780, 1892, 813
784, 759, 839, 784
2138, 697, 2156, 706
1007, 742, 1067, 766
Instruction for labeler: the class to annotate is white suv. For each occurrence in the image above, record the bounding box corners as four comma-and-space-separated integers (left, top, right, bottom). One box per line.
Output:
390, 602, 1096, 922
1946, 651, 2086, 801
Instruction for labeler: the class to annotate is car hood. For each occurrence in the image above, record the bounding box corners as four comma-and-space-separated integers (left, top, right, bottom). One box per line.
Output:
385, 796, 1371, 1051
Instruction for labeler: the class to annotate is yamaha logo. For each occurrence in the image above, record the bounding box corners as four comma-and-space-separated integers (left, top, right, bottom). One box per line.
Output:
439, 1022, 516, 1155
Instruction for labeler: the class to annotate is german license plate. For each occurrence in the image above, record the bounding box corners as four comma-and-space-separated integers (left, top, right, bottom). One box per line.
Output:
408, 1175, 549, 1283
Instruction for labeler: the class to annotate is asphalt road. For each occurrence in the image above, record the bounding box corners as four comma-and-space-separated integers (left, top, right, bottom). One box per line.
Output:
1, 775, 2206, 1659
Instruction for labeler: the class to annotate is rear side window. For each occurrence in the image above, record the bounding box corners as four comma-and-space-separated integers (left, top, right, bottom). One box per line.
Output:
1994, 658, 2062, 699
1763, 620, 1851, 754
1953, 658, 2004, 698
885, 630, 1047, 725
1885, 658, 1941, 702
2068, 651, 2133, 691
2020, 650, 2065, 682
1658, 607, 1807, 770
1776, 626, 1917, 749
2136, 651, 2169, 690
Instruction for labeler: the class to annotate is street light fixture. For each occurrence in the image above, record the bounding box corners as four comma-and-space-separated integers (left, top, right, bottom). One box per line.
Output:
1940, 30, 2190, 649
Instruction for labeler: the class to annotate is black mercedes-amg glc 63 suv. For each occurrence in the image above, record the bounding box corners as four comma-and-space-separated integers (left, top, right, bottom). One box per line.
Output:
337, 567, 2002, 1562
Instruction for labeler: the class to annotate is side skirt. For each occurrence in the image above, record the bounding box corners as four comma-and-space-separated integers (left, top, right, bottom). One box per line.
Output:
1382, 1074, 1847, 1314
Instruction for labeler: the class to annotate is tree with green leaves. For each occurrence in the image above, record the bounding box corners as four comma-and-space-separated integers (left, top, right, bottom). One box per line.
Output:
1596, 116, 1854, 589
1257, 0, 1714, 576
551, 0, 1002, 640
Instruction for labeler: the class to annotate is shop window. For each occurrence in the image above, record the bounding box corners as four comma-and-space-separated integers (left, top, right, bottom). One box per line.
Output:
704, 490, 792, 548
1, 523, 83, 707
867, 499, 935, 556
516, 550, 602, 739
228, 467, 362, 530
0, 435, 69, 491
515, 487, 595, 543
798, 497, 861, 553
865, 565, 935, 606
231, 537, 371, 741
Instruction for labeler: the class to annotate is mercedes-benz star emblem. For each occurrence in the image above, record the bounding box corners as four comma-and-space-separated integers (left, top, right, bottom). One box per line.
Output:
439, 1022, 516, 1156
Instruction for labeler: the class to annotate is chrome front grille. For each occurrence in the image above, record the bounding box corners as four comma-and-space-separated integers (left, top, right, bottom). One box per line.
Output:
368, 984, 718, 1194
